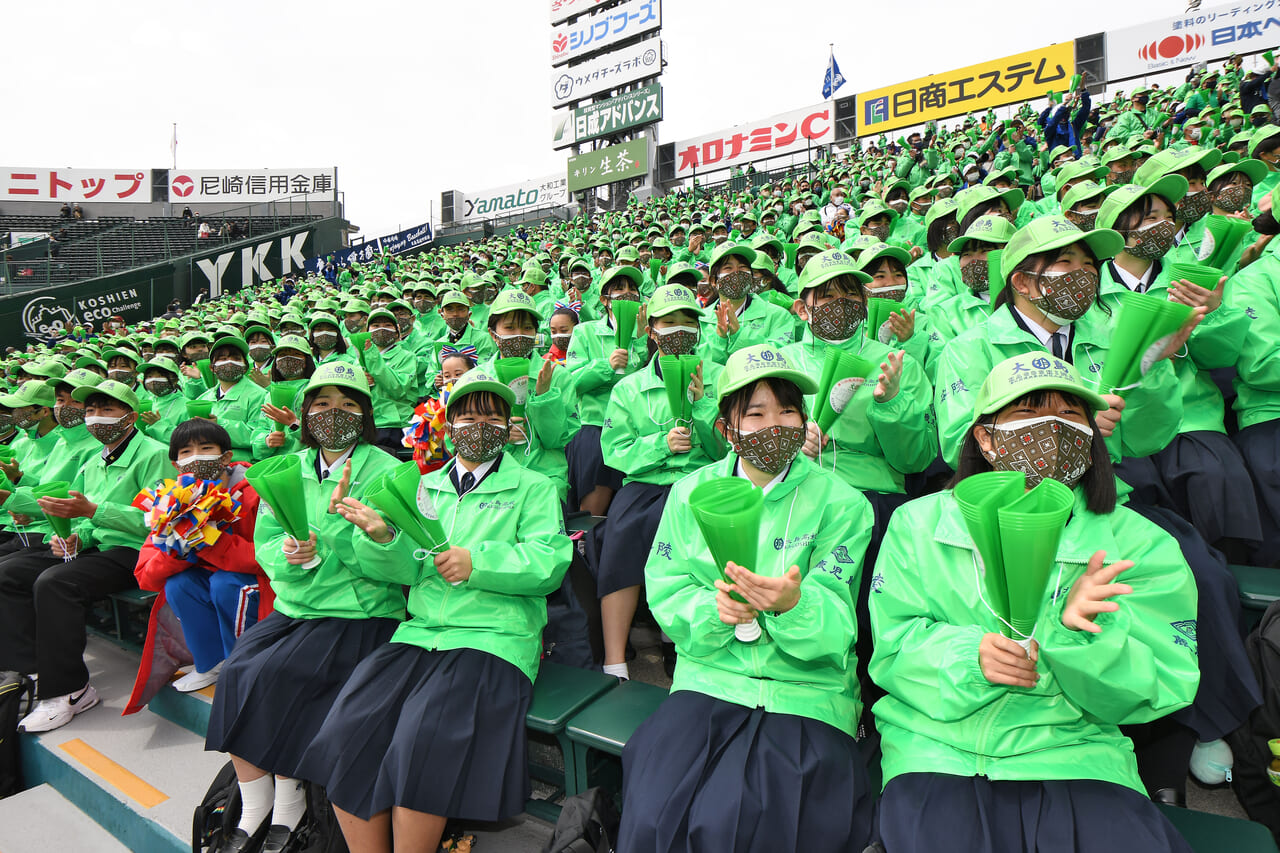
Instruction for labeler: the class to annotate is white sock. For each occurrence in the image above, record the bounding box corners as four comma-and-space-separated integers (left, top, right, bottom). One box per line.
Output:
236, 774, 274, 834
602, 662, 630, 680
272, 776, 307, 830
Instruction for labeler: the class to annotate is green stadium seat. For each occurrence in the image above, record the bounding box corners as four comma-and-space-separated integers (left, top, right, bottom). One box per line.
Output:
524, 662, 617, 819
565, 680, 668, 791
1158, 804, 1279, 852
1229, 564, 1280, 612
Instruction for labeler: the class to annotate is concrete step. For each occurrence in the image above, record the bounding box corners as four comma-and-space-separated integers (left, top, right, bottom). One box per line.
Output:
19, 635, 226, 853
0, 783, 130, 853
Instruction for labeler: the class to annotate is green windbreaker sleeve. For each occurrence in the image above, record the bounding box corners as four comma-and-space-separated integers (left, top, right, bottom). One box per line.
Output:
466, 477, 571, 597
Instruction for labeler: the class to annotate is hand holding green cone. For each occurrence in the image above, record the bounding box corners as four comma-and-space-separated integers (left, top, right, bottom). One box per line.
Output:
269, 379, 305, 411
1099, 291, 1193, 395
244, 454, 319, 568
997, 478, 1075, 644
365, 460, 451, 567
32, 480, 73, 542
953, 471, 1025, 629
1165, 261, 1222, 290
689, 477, 764, 642
186, 400, 215, 419
865, 299, 896, 344
348, 332, 371, 368
815, 348, 877, 434
494, 358, 531, 419
1200, 215, 1253, 272
196, 359, 215, 389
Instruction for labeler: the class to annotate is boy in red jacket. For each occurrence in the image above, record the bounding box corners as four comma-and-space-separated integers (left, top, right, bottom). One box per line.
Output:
127, 420, 272, 710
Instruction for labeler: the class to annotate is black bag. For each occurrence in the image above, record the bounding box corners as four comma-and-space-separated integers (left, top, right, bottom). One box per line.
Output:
191, 763, 348, 853
1226, 599, 1280, 843
541, 787, 620, 853
0, 671, 35, 799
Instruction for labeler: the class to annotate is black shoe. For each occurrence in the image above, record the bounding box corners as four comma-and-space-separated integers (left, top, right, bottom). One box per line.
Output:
1152, 787, 1186, 808
217, 828, 256, 853
661, 641, 677, 678
260, 824, 295, 853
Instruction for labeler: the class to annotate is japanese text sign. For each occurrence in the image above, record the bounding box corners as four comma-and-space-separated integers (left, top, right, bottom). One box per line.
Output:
1106, 1, 1279, 79
551, 0, 661, 66
455, 175, 569, 223
553, 83, 663, 148
169, 168, 336, 204
568, 136, 649, 191
2, 168, 151, 204
857, 42, 1075, 135
671, 104, 834, 179
550, 0, 610, 25
552, 39, 663, 106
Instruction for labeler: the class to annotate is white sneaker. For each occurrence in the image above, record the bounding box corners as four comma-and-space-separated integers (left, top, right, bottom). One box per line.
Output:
172, 665, 220, 693
18, 684, 99, 733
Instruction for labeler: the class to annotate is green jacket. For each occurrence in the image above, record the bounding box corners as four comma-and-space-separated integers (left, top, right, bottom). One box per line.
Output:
140, 389, 190, 444
647, 454, 874, 737
1099, 261, 1251, 434
1228, 253, 1280, 429
932, 303, 1182, 467
782, 331, 936, 494
476, 355, 575, 499
68, 429, 170, 551
256, 444, 405, 621
565, 316, 652, 427
602, 357, 726, 485
869, 489, 1199, 794
4, 425, 74, 537
197, 378, 268, 462
924, 289, 993, 382
362, 341, 419, 429
698, 295, 797, 365
352, 456, 571, 682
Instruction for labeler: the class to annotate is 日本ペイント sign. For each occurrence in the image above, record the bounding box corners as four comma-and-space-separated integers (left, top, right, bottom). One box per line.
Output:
1106, 2, 1280, 79
857, 42, 1075, 135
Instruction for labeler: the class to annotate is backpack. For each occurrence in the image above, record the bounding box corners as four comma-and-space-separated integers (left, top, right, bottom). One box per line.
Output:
191, 762, 348, 853
1226, 600, 1280, 844
541, 787, 620, 853
0, 671, 35, 799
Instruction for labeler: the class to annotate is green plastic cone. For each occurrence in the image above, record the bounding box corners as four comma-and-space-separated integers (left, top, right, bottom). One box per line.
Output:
998, 478, 1075, 638
815, 348, 876, 434
1100, 291, 1193, 394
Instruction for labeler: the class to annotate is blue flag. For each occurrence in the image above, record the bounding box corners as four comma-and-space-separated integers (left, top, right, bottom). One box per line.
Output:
823, 53, 846, 99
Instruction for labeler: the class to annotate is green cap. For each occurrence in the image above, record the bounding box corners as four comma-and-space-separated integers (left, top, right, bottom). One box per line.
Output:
48, 368, 105, 392
948, 215, 1017, 254
22, 361, 68, 380
102, 347, 142, 366
139, 356, 182, 378
304, 361, 372, 399
179, 331, 212, 348
1207, 158, 1269, 187
971, 353, 1108, 426
210, 336, 250, 359
517, 267, 547, 289
664, 261, 701, 286
716, 344, 818, 400
796, 248, 872, 293
1000, 215, 1126, 281
445, 368, 516, 415
1055, 160, 1109, 189
71, 379, 139, 411
1134, 146, 1220, 185
1095, 176, 1190, 231
72, 355, 108, 373
308, 313, 341, 331
0, 379, 57, 409
1248, 125, 1280, 158
272, 334, 312, 356
599, 265, 644, 292
956, 185, 1025, 225
647, 283, 703, 319
856, 242, 913, 272
243, 325, 275, 344
439, 290, 471, 309
708, 241, 756, 269
367, 308, 396, 326
488, 289, 541, 319
615, 246, 640, 263
925, 197, 960, 229
1060, 180, 1112, 213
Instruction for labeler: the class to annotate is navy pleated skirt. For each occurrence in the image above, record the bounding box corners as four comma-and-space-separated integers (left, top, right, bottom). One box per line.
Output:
205, 612, 398, 778
877, 773, 1193, 853
566, 425, 624, 510
1127, 503, 1262, 741
1234, 419, 1280, 566
618, 691, 874, 853
592, 481, 671, 597
1153, 431, 1262, 545
298, 644, 531, 821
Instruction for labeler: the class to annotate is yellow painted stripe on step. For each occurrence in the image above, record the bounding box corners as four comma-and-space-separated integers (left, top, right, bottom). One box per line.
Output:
196, 684, 216, 699
58, 739, 169, 808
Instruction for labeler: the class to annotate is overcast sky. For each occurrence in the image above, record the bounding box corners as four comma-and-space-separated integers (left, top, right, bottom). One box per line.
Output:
8, 0, 1180, 238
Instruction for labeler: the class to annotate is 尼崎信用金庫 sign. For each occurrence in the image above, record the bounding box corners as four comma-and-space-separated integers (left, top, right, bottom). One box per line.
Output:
857, 42, 1075, 135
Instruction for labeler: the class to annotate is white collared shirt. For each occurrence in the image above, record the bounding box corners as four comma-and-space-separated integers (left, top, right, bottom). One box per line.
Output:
453, 455, 498, 480
317, 445, 355, 481
733, 458, 791, 496
1112, 260, 1157, 293
1013, 306, 1071, 356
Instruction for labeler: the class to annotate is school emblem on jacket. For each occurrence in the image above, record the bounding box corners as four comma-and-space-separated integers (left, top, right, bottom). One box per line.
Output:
1171, 620, 1198, 655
